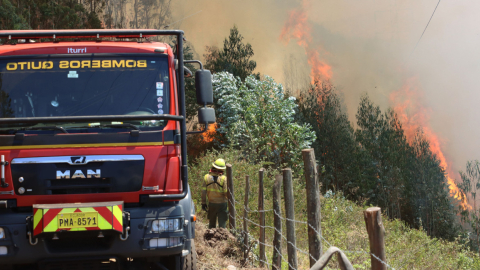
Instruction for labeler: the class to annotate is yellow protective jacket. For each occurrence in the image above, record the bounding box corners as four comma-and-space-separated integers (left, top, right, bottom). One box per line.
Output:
201, 173, 228, 204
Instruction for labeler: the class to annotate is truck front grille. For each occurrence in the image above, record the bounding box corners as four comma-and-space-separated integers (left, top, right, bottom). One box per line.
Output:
47, 178, 111, 194
10, 155, 144, 195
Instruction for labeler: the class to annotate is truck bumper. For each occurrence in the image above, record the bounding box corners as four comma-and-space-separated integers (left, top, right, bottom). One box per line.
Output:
0, 202, 194, 266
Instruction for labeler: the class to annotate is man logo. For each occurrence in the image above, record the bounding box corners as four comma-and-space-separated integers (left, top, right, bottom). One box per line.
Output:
56, 169, 101, 179
70, 156, 86, 164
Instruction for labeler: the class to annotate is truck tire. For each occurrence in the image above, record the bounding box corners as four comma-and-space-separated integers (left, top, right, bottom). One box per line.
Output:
183, 239, 197, 270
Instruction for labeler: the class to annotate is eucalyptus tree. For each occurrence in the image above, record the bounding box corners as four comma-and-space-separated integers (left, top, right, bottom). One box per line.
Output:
212, 72, 315, 171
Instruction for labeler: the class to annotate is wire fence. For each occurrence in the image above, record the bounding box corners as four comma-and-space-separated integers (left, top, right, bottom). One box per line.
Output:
227, 187, 396, 270
222, 149, 397, 270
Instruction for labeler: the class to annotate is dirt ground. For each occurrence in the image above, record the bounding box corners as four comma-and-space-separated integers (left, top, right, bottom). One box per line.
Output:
195, 215, 265, 270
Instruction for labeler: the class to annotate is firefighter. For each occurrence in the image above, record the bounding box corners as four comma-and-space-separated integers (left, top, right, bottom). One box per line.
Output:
201, 158, 228, 228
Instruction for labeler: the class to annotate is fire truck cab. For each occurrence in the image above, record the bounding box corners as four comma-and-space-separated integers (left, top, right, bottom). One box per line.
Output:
0, 29, 215, 270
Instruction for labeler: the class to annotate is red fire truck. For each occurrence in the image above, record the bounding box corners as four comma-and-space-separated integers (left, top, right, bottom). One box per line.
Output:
0, 29, 215, 270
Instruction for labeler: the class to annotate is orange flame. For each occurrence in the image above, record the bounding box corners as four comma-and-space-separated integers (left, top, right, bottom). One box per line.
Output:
280, 0, 332, 84
390, 78, 471, 210
202, 123, 217, 143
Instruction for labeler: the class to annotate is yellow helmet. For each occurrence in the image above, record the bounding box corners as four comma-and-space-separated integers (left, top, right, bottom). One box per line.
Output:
212, 158, 226, 170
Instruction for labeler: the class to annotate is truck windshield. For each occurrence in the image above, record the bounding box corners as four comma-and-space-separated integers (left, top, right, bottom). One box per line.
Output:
0, 55, 170, 132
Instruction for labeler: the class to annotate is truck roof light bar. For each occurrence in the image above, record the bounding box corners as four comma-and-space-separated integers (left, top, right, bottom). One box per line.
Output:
0, 29, 184, 40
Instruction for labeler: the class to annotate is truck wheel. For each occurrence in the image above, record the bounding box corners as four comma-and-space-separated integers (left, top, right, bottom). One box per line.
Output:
183, 239, 197, 270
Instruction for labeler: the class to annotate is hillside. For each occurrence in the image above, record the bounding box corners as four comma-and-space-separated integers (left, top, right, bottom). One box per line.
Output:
190, 149, 480, 270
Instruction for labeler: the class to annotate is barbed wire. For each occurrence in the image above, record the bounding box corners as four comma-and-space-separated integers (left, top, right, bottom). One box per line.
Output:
227, 199, 323, 269
228, 189, 274, 213
228, 196, 316, 263
242, 213, 317, 263
224, 184, 396, 269
228, 206, 303, 269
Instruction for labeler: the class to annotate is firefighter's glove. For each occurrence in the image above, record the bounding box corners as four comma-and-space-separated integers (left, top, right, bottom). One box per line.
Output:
202, 204, 208, 212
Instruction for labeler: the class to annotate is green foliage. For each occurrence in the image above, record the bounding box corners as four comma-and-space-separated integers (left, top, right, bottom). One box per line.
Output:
351, 95, 453, 238
355, 95, 410, 219
0, 0, 103, 30
171, 41, 200, 122
204, 25, 259, 81
296, 88, 458, 239
212, 72, 316, 170
297, 81, 360, 194
459, 160, 480, 252
184, 45, 199, 122
354, 94, 458, 239
408, 133, 458, 240
0, 0, 29, 30
320, 191, 478, 270
189, 148, 480, 269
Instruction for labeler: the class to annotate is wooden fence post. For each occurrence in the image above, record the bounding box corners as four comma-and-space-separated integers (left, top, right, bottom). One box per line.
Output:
283, 168, 298, 270
258, 168, 266, 267
226, 164, 236, 233
364, 207, 386, 270
272, 174, 283, 270
243, 175, 250, 262
302, 148, 323, 267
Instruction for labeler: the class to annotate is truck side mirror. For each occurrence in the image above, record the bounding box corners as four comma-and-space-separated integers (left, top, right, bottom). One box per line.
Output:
195, 70, 213, 105
198, 107, 215, 125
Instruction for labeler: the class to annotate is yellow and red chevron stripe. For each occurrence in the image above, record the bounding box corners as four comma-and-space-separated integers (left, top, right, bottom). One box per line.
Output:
33, 201, 123, 236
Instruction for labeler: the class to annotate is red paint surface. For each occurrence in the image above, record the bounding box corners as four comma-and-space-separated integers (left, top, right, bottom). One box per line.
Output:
164, 156, 181, 194
0, 144, 181, 207
0, 33, 184, 207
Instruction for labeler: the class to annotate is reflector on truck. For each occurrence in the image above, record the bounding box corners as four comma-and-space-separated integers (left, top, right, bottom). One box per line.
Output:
32, 201, 123, 236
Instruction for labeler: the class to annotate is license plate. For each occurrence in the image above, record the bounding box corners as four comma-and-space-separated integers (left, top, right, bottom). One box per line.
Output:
33, 201, 124, 235
57, 212, 99, 229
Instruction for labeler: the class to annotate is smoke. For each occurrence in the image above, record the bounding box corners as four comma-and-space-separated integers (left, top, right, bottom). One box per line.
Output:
279, 0, 332, 86
171, 0, 480, 176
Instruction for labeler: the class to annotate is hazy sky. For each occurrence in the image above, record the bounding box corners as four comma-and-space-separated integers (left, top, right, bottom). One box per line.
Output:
172, 0, 480, 175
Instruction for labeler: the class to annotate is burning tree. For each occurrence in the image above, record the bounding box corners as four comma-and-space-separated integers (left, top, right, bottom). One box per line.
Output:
297, 80, 359, 194
354, 94, 458, 239
297, 90, 459, 239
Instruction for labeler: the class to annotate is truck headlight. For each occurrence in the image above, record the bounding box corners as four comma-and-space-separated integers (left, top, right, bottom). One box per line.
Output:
0, 228, 4, 239
152, 218, 182, 233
